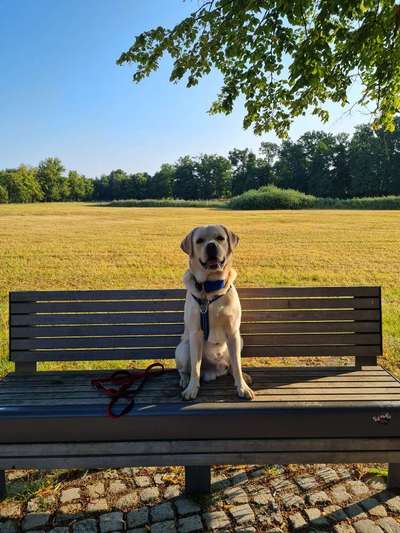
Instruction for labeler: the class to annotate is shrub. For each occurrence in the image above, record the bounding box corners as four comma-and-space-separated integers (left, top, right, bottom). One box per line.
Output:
106, 198, 225, 207
227, 185, 317, 210
0, 185, 8, 203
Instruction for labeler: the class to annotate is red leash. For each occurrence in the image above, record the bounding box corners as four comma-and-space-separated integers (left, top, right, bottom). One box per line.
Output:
91, 362, 165, 418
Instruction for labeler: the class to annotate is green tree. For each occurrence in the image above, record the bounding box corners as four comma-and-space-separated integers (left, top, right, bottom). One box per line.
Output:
0, 184, 8, 203
66, 170, 93, 201
173, 156, 199, 199
36, 158, 65, 201
229, 148, 273, 196
118, 1, 400, 137
147, 164, 175, 198
196, 154, 231, 198
0, 165, 43, 203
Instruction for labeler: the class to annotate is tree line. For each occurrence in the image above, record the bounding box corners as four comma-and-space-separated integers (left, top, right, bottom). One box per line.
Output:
1, 120, 400, 204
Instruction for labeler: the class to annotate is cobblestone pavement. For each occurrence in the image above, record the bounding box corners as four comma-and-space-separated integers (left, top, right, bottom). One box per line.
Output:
0, 464, 399, 532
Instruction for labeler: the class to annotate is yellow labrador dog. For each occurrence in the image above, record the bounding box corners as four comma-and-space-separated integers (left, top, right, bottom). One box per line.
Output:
175, 224, 255, 401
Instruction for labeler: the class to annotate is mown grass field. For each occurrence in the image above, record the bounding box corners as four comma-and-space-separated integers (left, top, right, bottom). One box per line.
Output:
0, 202, 399, 377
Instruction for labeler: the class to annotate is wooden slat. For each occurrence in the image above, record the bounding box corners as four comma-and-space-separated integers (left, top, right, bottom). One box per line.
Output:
241, 345, 381, 357
10, 348, 177, 361
10, 286, 380, 302
10, 312, 185, 326
10, 297, 379, 315
0, 438, 398, 456
10, 320, 380, 339
242, 309, 380, 321
11, 333, 380, 351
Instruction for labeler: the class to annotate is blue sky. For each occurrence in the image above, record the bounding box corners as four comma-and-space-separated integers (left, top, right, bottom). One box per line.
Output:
0, 0, 368, 178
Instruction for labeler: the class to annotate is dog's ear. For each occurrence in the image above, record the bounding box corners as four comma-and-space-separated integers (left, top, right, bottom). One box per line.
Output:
222, 225, 239, 252
180, 228, 197, 256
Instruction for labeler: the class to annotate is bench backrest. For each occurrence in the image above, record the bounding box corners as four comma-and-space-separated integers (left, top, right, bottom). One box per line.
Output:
9, 286, 382, 371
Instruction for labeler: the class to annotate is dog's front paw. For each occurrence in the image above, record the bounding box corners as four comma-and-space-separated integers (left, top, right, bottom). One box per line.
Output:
179, 373, 190, 389
182, 380, 200, 400
237, 382, 255, 400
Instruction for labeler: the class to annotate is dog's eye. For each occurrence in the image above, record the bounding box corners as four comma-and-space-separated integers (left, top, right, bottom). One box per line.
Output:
196, 238, 204, 244
216, 236, 225, 242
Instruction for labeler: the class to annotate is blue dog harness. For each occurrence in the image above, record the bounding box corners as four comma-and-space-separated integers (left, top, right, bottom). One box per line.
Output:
192, 280, 231, 340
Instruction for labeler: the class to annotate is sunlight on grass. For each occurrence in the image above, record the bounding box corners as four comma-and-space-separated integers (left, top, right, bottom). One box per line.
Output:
0, 203, 399, 377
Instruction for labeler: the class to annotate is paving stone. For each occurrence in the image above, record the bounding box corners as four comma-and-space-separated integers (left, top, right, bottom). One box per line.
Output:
0, 502, 22, 520
203, 510, 230, 530
307, 491, 331, 506
212, 473, 230, 490
135, 476, 152, 488
305, 507, 330, 527
164, 485, 180, 499
87, 482, 105, 499
360, 498, 387, 517
58, 503, 83, 515
333, 524, 356, 533
224, 486, 249, 504
271, 512, 284, 525
127, 529, 147, 533
127, 507, 149, 528
377, 517, 400, 533
99, 512, 125, 533
0, 520, 18, 533
347, 480, 370, 497
86, 498, 109, 513
346, 503, 368, 520
26, 496, 55, 513
154, 474, 164, 485
387, 496, 400, 513
178, 514, 203, 533
282, 494, 305, 510
175, 497, 201, 516
231, 471, 249, 486
21, 513, 50, 531
54, 512, 85, 526
337, 467, 353, 481
270, 477, 296, 493
115, 491, 139, 511
323, 504, 348, 522
288, 512, 307, 530
60, 487, 81, 503
151, 502, 175, 523
317, 467, 339, 484
150, 520, 176, 533
331, 485, 352, 504
252, 491, 278, 510
235, 528, 256, 533
109, 480, 127, 495
249, 468, 265, 479
139, 487, 159, 503
48, 528, 69, 533
353, 519, 384, 533
366, 476, 387, 492
264, 529, 283, 533
72, 519, 97, 533
295, 475, 319, 491
230, 504, 255, 525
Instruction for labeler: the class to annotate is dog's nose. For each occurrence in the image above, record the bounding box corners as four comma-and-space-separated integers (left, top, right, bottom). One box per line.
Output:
206, 242, 218, 257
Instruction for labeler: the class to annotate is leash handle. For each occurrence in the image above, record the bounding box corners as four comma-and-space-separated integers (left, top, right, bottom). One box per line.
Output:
91, 362, 165, 418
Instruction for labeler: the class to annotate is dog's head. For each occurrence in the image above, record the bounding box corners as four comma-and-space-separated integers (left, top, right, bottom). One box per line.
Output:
180, 224, 239, 279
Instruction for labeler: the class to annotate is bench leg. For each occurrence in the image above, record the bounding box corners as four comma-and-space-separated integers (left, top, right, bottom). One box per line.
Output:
185, 465, 211, 495
388, 463, 400, 489
0, 470, 6, 500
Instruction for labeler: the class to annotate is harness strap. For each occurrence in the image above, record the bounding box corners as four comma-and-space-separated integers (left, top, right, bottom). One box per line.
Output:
91, 362, 165, 418
192, 285, 231, 340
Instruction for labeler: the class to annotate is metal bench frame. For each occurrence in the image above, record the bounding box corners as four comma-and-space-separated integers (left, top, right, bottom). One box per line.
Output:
1, 286, 399, 498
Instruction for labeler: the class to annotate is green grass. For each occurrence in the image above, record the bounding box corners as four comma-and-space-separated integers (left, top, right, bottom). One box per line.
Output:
0, 203, 399, 376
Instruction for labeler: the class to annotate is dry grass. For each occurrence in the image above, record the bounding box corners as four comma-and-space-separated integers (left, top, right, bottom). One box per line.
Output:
0, 202, 399, 376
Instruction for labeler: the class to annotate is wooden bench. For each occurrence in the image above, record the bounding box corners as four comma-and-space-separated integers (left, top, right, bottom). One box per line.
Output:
1, 285, 399, 499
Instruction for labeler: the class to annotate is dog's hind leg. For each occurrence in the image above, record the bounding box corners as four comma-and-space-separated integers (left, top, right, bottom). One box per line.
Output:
175, 339, 191, 389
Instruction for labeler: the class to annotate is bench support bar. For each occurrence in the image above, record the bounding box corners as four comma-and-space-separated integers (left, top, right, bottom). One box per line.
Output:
0, 470, 6, 500
185, 465, 211, 494
388, 463, 400, 488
